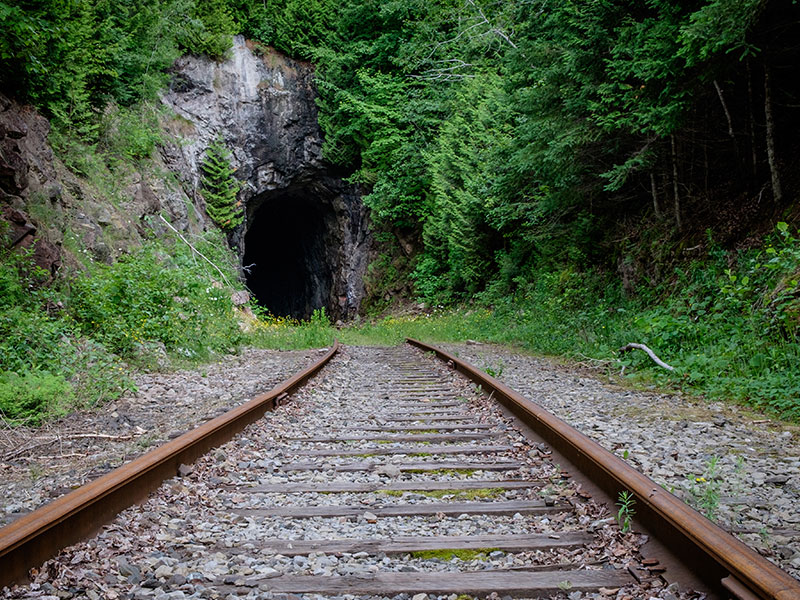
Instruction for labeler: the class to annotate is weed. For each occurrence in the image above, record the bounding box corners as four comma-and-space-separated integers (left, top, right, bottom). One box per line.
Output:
687, 456, 721, 520
28, 463, 45, 482
616, 490, 636, 533
405, 468, 476, 475
416, 487, 506, 500
484, 360, 505, 378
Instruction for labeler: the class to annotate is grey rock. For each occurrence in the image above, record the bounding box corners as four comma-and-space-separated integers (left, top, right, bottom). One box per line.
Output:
160, 37, 369, 320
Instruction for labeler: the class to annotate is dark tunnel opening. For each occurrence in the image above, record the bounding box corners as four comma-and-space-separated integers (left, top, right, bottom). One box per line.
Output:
243, 192, 334, 320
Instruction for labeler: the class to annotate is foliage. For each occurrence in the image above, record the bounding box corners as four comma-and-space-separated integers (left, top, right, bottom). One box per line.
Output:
0, 240, 132, 423
0, 0, 232, 138
0, 226, 247, 424
686, 456, 721, 520
248, 308, 336, 350
334, 222, 800, 419
0, 370, 73, 425
200, 135, 244, 230
68, 229, 245, 360
178, 0, 237, 59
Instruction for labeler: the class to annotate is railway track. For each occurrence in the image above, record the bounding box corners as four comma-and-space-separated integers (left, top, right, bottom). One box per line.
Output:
1, 341, 799, 599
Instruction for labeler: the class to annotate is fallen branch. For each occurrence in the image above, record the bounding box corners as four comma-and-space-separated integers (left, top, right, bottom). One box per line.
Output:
158, 215, 231, 287
618, 343, 675, 371
33, 453, 88, 460
40, 433, 134, 441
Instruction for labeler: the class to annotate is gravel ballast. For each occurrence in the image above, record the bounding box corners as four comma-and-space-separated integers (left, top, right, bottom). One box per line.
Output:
438, 341, 800, 580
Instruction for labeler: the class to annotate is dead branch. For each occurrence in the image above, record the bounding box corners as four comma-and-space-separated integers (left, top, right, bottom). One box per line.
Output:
43, 433, 134, 441
34, 453, 88, 460
618, 343, 675, 371
159, 215, 231, 287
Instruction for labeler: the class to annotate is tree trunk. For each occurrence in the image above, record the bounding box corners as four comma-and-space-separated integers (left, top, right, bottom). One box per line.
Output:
650, 172, 661, 218
714, 79, 740, 167
764, 65, 782, 203
671, 135, 682, 232
746, 60, 758, 179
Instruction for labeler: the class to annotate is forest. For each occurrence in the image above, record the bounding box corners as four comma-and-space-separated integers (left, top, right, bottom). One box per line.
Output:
1, 0, 800, 420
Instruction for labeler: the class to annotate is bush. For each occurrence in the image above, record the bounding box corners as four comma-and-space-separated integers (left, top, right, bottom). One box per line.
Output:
68, 230, 245, 360
0, 371, 74, 425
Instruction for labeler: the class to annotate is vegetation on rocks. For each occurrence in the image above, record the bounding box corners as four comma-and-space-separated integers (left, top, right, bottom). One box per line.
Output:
0, 224, 245, 424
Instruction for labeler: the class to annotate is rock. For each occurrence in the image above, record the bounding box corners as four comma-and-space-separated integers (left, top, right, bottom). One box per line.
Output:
154, 564, 174, 579
362, 511, 378, 523
766, 475, 789, 485
117, 558, 141, 579
258, 567, 281, 579
160, 37, 369, 320
178, 463, 194, 477
376, 465, 401, 477
231, 290, 250, 306
412, 594, 428, 600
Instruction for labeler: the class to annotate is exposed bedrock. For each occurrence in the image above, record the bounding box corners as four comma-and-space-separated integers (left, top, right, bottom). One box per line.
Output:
160, 37, 370, 320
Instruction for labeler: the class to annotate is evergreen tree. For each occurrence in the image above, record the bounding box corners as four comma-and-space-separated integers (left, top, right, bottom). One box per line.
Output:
200, 135, 243, 230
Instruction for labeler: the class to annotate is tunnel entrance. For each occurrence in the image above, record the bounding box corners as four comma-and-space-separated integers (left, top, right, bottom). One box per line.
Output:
243, 191, 334, 320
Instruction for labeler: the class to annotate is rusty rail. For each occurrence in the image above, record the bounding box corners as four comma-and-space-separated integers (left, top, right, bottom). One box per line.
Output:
0, 341, 339, 587
407, 338, 800, 600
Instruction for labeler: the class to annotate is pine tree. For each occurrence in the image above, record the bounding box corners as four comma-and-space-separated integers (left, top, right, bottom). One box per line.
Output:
200, 135, 243, 230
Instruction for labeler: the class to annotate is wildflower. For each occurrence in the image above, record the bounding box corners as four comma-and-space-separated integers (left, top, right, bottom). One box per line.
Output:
695, 477, 706, 483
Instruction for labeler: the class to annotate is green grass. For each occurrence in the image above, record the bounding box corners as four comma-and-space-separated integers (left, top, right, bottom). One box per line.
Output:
319, 224, 800, 422
420, 487, 506, 499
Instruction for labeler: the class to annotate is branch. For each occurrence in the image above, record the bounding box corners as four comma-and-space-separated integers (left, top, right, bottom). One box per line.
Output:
159, 215, 231, 287
618, 343, 675, 371
466, 0, 518, 49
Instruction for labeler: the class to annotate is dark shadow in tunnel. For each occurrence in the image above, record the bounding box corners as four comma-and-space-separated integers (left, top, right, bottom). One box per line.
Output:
243, 191, 333, 319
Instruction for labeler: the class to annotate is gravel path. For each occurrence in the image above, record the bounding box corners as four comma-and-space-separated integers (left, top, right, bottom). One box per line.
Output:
0, 348, 323, 528
2, 345, 694, 600
438, 342, 800, 580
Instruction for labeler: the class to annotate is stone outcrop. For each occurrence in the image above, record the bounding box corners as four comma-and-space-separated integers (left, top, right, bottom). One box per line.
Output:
160, 37, 370, 320
0, 93, 62, 275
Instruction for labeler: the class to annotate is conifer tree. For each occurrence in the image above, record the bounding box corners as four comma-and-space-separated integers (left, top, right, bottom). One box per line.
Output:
200, 135, 243, 230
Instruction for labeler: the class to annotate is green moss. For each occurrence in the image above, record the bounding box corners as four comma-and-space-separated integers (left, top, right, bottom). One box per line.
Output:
410, 548, 498, 561
420, 487, 506, 499
404, 468, 476, 475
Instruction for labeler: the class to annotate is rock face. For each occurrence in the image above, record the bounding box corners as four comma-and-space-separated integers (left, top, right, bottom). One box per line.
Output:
0, 93, 62, 275
0, 92, 200, 271
160, 37, 370, 320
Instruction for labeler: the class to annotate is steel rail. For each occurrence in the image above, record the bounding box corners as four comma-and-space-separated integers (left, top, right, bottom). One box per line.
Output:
407, 338, 800, 600
0, 341, 339, 587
